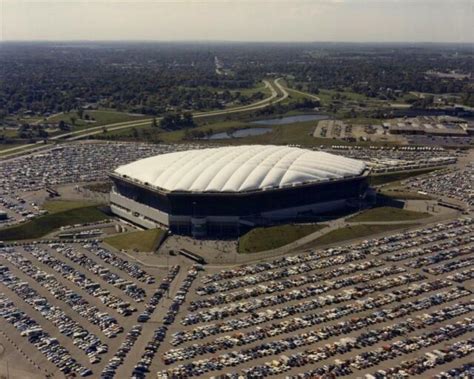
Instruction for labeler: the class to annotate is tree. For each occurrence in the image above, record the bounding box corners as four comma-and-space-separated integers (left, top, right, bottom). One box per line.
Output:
38, 128, 49, 138
58, 120, 69, 131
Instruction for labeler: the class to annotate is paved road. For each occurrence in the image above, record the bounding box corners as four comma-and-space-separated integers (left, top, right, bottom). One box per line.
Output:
282, 85, 320, 102
57, 78, 287, 141
0, 79, 288, 158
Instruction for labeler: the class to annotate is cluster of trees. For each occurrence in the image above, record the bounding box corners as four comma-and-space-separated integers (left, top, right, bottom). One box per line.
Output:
0, 43, 257, 118
158, 112, 196, 130
1, 42, 472, 122
255, 98, 320, 116
16, 123, 48, 139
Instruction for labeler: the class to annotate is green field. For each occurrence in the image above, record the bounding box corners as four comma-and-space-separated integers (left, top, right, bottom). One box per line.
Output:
0, 143, 49, 158
48, 109, 147, 129
347, 207, 431, 222
370, 168, 441, 186
229, 82, 271, 97
307, 223, 416, 249
42, 200, 102, 214
238, 223, 326, 254
0, 143, 24, 151
101, 115, 400, 148
104, 228, 165, 252
0, 206, 109, 240
378, 188, 433, 200
317, 88, 371, 103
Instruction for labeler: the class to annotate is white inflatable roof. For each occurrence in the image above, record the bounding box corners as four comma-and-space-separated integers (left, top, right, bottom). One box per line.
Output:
114, 145, 366, 193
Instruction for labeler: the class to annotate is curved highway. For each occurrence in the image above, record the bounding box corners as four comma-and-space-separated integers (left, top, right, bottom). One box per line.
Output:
59, 78, 288, 141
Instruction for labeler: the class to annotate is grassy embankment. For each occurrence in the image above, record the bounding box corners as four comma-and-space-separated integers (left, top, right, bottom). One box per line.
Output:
372, 168, 443, 200
42, 200, 101, 213
0, 202, 109, 241
307, 223, 416, 249
347, 207, 431, 222
104, 229, 166, 252
370, 168, 442, 186
238, 224, 327, 254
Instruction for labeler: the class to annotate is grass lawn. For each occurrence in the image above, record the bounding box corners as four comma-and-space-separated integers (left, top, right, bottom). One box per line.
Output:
0, 143, 24, 151
347, 207, 431, 223
318, 88, 370, 103
307, 223, 416, 249
0, 206, 109, 241
0, 143, 52, 158
123, 117, 395, 148
370, 168, 441, 186
42, 200, 102, 214
230, 82, 271, 97
48, 109, 147, 129
378, 188, 433, 200
104, 228, 165, 252
238, 223, 327, 254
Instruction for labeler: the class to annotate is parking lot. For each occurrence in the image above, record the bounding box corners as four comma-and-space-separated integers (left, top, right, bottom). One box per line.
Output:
0, 241, 173, 378
0, 140, 472, 378
0, 142, 200, 226
155, 217, 473, 378
0, 216, 473, 378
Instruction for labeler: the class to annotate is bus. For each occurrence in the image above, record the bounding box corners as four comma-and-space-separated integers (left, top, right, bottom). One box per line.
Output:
178, 249, 206, 265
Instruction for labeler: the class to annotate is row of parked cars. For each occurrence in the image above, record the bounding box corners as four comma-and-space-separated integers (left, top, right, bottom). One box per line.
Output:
0, 293, 92, 377
448, 267, 474, 283
426, 256, 474, 276
196, 219, 472, 300
25, 244, 135, 316
366, 341, 473, 379
0, 264, 108, 363
200, 218, 471, 288
407, 245, 473, 269
192, 253, 376, 309
101, 324, 142, 379
181, 260, 400, 332
175, 284, 466, 350
406, 162, 474, 207
433, 363, 473, 379
164, 286, 471, 364
49, 243, 147, 302
132, 266, 200, 379
198, 251, 368, 295
182, 269, 427, 326
1, 247, 122, 337
0, 194, 44, 226
138, 265, 180, 323
84, 242, 156, 284
161, 307, 473, 378
363, 219, 471, 257
384, 232, 473, 262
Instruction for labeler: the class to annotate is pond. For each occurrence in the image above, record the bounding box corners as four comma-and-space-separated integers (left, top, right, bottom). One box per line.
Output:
251, 114, 329, 126
205, 127, 272, 140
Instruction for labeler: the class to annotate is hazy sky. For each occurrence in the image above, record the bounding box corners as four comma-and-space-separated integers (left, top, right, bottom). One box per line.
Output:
2, 0, 473, 43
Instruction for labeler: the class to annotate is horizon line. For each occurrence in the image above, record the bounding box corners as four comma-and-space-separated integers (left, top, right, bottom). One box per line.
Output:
1, 39, 474, 45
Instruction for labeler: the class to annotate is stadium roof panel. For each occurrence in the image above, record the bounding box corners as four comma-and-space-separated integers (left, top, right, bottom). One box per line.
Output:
114, 145, 366, 193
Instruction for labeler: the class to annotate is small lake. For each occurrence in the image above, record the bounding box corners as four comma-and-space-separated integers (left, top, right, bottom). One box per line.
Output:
206, 127, 272, 140
251, 114, 329, 126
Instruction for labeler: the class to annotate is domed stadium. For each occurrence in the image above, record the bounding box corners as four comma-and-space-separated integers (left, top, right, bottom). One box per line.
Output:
110, 145, 369, 237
